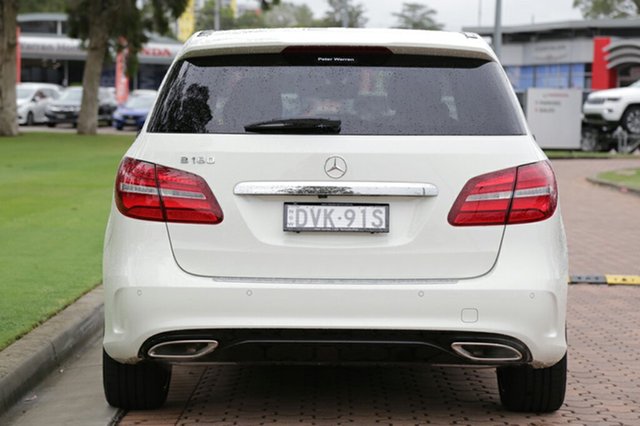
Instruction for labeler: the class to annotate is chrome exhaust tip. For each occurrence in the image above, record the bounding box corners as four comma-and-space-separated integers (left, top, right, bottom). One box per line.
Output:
451, 342, 523, 362
148, 340, 219, 360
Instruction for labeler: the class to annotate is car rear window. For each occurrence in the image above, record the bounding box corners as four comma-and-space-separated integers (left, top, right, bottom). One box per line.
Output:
148, 53, 526, 135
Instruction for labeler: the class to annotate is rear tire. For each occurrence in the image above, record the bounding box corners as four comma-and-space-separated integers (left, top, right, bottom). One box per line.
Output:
497, 354, 567, 413
581, 126, 615, 152
103, 349, 171, 410
580, 126, 599, 151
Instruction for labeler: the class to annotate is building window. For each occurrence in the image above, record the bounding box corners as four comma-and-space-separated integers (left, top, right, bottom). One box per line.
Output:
19, 20, 58, 34
505, 65, 535, 92
504, 64, 586, 91
570, 64, 585, 89
21, 58, 63, 84
137, 64, 170, 90
536, 64, 570, 88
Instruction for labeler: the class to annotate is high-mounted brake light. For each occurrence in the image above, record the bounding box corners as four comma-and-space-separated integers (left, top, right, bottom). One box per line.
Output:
448, 161, 557, 226
282, 46, 393, 55
115, 157, 223, 224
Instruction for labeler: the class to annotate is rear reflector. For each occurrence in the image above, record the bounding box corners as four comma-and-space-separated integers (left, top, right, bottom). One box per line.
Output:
448, 161, 557, 226
115, 157, 223, 224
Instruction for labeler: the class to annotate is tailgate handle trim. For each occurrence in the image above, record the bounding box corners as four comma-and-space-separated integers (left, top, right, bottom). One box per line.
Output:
234, 181, 438, 197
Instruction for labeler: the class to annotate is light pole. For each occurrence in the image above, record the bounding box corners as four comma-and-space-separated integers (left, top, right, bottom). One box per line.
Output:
341, 0, 349, 27
215, 0, 221, 31
493, 0, 502, 59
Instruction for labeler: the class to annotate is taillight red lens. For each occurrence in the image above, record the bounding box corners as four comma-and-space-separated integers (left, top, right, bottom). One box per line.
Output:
155, 165, 223, 224
448, 161, 557, 226
115, 158, 164, 221
115, 157, 223, 224
508, 162, 557, 224
447, 167, 517, 226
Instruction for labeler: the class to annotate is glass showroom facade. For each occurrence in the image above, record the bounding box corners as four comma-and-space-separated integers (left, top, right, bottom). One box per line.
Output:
504, 64, 589, 91
464, 18, 640, 92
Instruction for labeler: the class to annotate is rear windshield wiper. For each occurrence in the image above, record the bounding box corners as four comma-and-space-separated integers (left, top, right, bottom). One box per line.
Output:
244, 118, 341, 134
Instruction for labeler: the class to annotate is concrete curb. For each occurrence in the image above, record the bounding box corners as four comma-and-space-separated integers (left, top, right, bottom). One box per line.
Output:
587, 176, 640, 197
0, 286, 104, 416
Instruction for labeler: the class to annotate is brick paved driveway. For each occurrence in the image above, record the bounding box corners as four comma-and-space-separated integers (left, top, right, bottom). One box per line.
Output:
120, 159, 640, 426
555, 159, 640, 275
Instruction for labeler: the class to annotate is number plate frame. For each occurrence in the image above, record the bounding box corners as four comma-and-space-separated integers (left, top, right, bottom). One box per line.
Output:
283, 202, 389, 233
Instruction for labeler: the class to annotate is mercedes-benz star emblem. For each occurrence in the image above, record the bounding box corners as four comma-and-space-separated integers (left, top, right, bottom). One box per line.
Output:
324, 156, 348, 179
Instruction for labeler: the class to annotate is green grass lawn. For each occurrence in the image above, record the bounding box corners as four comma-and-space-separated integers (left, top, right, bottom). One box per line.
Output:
544, 150, 637, 159
596, 167, 640, 190
0, 132, 133, 350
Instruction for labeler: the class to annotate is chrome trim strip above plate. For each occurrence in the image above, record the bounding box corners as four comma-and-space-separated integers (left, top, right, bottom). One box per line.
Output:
234, 181, 438, 197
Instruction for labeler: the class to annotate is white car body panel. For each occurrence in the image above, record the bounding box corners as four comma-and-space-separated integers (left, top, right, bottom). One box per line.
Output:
103, 205, 567, 367
132, 133, 542, 280
181, 28, 496, 62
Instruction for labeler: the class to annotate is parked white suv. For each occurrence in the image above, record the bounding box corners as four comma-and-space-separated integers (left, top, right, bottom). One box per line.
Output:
583, 80, 640, 134
103, 28, 568, 413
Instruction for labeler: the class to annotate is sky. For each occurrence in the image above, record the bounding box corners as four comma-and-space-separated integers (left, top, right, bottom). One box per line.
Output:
285, 0, 585, 31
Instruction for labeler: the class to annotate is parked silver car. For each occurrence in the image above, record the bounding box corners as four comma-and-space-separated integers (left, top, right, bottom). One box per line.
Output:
16, 83, 62, 125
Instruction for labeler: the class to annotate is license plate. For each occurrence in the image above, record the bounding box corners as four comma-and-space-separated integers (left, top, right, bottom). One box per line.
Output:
284, 203, 389, 233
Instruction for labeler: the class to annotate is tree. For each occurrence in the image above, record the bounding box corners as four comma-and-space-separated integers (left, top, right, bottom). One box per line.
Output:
235, 10, 267, 28
0, 0, 19, 136
198, 0, 312, 32
67, 0, 189, 135
195, 0, 239, 30
321, 0, 368, 28
573, 0, 640, 18
261, 0, 281, 9
264, 2, 316, 28
69, 0, 280, 135
393, 2, 443, 30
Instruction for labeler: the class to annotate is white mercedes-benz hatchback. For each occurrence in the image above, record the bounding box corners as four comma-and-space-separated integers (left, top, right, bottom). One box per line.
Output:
103, 28, 568, 412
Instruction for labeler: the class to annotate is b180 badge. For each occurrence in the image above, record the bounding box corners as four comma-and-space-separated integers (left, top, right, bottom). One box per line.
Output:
181, 156, 215, 165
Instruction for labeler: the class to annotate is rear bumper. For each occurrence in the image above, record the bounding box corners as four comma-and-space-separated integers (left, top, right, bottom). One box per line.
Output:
104, 283, 566, 367
139, 329, 532, 365
103, 208, 568, 368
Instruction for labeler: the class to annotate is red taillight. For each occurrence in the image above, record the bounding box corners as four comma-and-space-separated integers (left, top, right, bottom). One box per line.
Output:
508, 161, 558, 224
448, 161, 557, 226
115, 158, 164, 221
115, 157, 223, 224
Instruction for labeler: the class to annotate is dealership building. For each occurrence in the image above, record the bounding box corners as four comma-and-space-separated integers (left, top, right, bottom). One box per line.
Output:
20, 13, 640, 94
17, 13, 182, 89
464, 18, 640, 92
